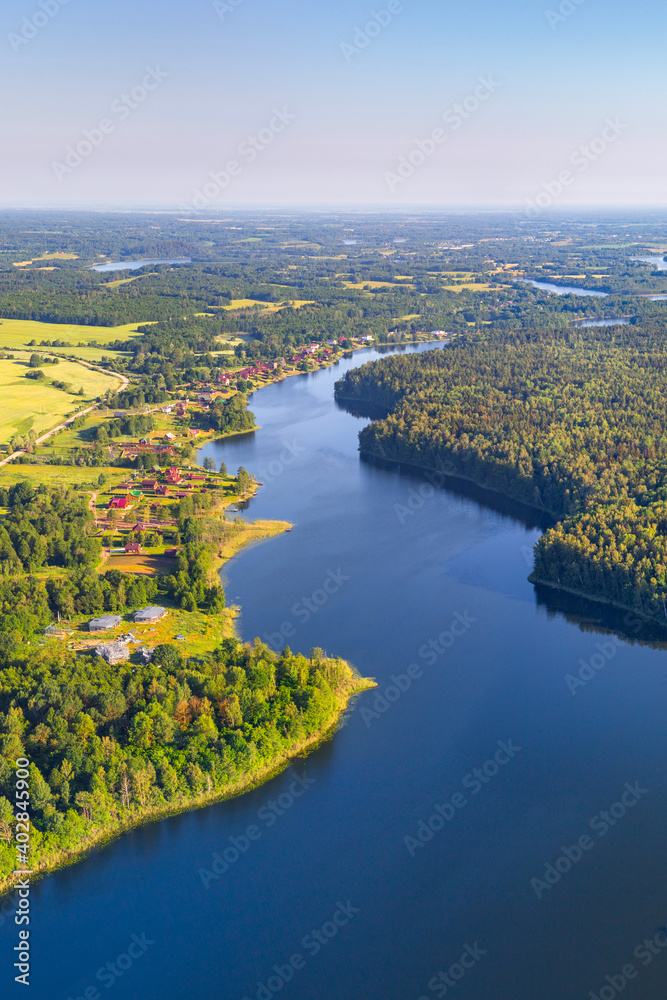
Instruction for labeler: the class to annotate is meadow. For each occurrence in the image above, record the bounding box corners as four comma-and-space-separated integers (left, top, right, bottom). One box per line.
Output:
0, 355, 123, 445
0, 317, 145, 359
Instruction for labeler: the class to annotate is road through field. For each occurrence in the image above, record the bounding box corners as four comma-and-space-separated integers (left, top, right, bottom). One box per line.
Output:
0, 362, 128, 468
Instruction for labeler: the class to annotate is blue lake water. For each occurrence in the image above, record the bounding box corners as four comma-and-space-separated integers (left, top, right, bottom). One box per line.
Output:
519, 279, 608, 297
572, 318, 630, 327
630, 255, 667, 270
9, 343, 667, 1000
90, 258, 192, 272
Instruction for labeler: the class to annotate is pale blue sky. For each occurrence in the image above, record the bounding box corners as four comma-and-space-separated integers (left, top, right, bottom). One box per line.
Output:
1, 0, 665, 208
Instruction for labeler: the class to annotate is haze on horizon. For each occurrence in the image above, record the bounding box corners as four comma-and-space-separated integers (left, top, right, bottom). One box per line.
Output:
1, 0, 665, 211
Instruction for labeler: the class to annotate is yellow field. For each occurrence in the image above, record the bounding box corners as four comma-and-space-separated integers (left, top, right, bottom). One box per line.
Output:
0, 318, 146, 358
13, 252, 79, 267
442, 282, 495, 292
0, 356, 122, 445
222, 299, 314, 311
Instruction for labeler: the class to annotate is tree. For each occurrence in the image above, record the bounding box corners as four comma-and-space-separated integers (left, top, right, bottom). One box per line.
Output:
0, 797, 13, 844
236, 467, 251, 495
219, 461, 227, 476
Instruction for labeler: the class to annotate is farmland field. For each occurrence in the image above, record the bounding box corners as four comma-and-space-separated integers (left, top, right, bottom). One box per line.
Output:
0, 355, 123, 445
0, 317, 146, 359
0, 463, 122, 490
221, 298, 314, 311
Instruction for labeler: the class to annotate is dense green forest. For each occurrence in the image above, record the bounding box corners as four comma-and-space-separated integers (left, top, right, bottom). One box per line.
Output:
336, 323, 667, 623
0, 636, 360, 890
198, 392, 256, 435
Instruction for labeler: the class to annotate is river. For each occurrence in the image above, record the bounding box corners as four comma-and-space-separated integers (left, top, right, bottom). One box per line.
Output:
10, 344, 667, 1000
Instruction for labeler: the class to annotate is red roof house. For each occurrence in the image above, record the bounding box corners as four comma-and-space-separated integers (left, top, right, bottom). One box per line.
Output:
109, 497, 129, 510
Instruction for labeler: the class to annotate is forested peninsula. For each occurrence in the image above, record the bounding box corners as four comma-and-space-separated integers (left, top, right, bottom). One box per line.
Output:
0, 482, 369, 892
335, 325, 667, 624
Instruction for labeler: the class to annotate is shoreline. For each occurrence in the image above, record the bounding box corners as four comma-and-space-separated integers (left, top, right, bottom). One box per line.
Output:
529, 574, 667, 630
0, 672, 375, 896
359, 446, 667, 627
358, 447, 557, 519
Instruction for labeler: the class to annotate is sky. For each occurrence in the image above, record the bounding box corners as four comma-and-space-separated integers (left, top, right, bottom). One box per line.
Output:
1, 0, 665, 210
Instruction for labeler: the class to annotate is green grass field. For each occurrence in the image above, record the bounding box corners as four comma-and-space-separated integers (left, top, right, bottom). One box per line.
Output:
0, 463, 123, 490
0, 355, 123, 445
0, 318, 146, 360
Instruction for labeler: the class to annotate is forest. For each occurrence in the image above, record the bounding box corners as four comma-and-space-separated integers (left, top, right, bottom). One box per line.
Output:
336, 322, 667, 623
0, 636, 360, 889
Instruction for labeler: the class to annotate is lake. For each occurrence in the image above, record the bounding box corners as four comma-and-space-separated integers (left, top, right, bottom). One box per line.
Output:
571, 317, 630, 327
90, 258, 192, 272
630, 255, 667, 271
10, 343, 667, 1000
519, 279, 608, 297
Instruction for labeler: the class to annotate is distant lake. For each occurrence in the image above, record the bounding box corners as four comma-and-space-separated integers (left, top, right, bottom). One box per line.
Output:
520, 279, 608, 297
630, 255, 667, 270
342, 239, 359, 245
90, 258, 192, 272
650, 295, 667, 301
572, 317, 630, 328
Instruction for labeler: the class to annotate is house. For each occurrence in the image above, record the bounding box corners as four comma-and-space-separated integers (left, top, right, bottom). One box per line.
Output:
89, 615, 123, 632
156, 485, 169, 496
141, 478, 159, 490
124, 542, 142, 554
164, 548, 180, 558
44, 623, 66, 637
175, 403, 187, 416
166, 467, 181, 485
109, 497, 129, 510
94, 641, 130, 665
133, 606, 167, 624
164, 432, 176, 441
